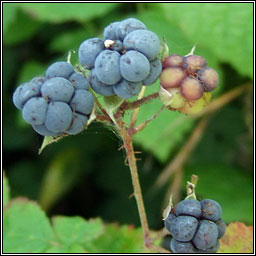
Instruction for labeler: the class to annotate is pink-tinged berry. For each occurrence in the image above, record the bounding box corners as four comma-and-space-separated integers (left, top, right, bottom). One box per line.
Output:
180, 77, 204, 101
198, 67, 219, 92
160, 67, 186, 89
163, 54, 184, 69
184, 55, 207, 73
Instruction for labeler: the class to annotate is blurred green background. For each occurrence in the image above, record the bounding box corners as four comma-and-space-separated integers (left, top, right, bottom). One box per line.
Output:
3, 2, 253, 232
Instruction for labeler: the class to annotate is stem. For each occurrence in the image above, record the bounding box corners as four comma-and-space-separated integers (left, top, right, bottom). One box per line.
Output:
121, 92, 159, 110
118, 125, 151, 247
132, 105, 165, 135
185, 175, 198, 200
114, 92, 159, 121
129, 86, 147, 130
89, 88, 109, 117
95, 113, 112, 123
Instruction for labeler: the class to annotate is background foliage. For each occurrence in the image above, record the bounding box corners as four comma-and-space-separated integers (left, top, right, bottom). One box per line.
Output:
3, 2, 253, 253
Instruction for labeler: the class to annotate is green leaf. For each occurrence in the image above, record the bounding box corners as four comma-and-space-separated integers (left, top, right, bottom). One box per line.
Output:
3, 8, 42, 45
44, 246, 66, 253
39, 148, 83, 210
38, 135, 64, 155
184, 163, 253, 224
104, 95, 124, 113
3, 3, 18, 33
3, 198, 54, 253
219, 222, 253, 253
160, 3, 253, 78
18, 61, 46, 84
85, 224, 144, 253
3, 173, 10, 207
45, 244, 87, 253
17, 3, 120, 23
49, 29, 95, 53
66, 244, 88, 253
52, 216, 103, 247
104, 95, 124, 124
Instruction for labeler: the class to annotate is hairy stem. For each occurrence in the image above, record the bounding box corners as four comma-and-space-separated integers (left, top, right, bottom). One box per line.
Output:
118, 125, 151, 247
121, 92, 159, 111
95, 113, 112, 123
89, 88, 109, 117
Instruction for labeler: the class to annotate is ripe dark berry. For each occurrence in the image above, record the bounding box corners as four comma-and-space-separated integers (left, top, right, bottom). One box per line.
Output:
200, 199, 222, 222
195, 240, 220, 253
170, 216, 198, 242
176, 199, 202, 218
79, 38, 104, 70
192, 220, 218, 250
216, 218, 226, 239
13, 62, 94, 136
164, 197, 225, 253
170, 239, 196, 253
164, 212, 177, 231
79, 18, 162, 98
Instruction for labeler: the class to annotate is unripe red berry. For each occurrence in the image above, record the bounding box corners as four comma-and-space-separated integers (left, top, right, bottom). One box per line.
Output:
198, 67, 219, 92
180, 77, 204, 101
160, 67, 186, 88
184, 55, 207, 73
163, 54, 184, 69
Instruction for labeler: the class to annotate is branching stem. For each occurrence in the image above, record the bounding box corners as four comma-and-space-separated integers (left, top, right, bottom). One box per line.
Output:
131, 105, 165, 135
120, 92, 159, 111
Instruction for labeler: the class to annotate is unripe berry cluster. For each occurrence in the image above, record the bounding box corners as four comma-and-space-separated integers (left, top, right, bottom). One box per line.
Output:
164, 198, 226, 253
160, 54, 218, 114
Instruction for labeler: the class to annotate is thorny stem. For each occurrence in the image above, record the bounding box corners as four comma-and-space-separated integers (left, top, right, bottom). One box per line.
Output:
114, 91, 159, 121
118, 122, 152, 248
90, 90, 163, 250
131, 105, 165, 135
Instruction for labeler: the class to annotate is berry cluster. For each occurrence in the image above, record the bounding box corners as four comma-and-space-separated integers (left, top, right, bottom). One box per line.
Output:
160, 54, 218, 114
164, 199, 226, 253
78, 18, 162, 99
12, 62, 94, 137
